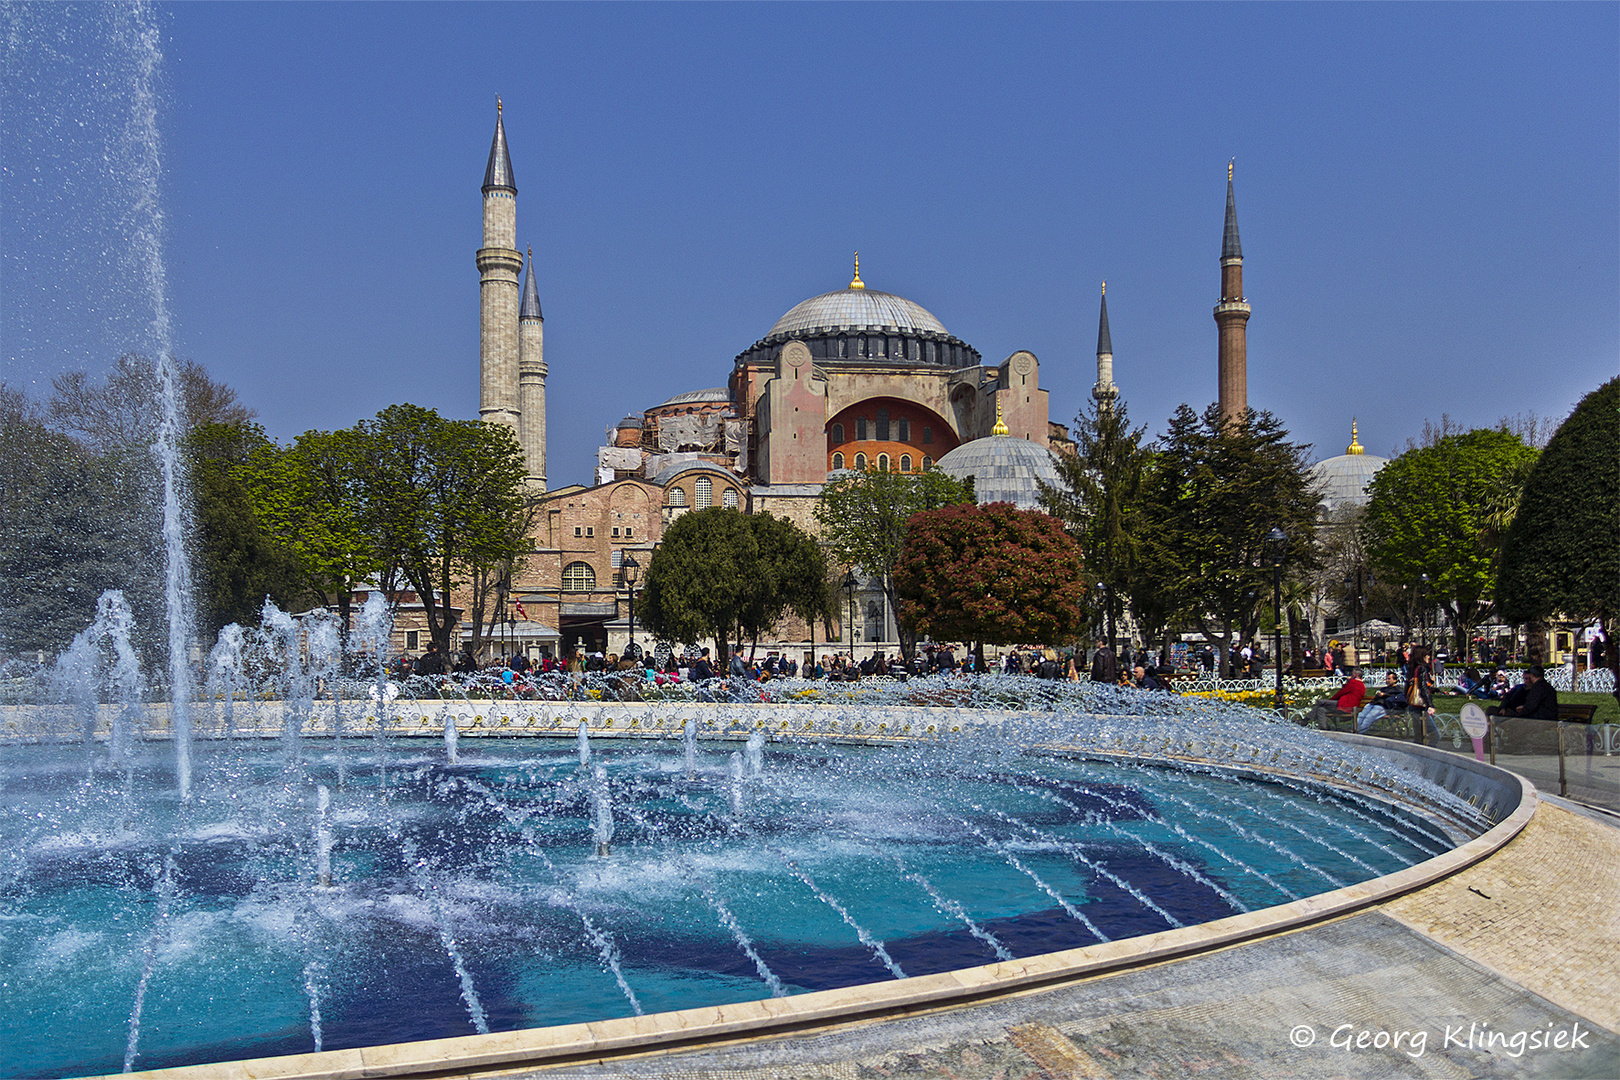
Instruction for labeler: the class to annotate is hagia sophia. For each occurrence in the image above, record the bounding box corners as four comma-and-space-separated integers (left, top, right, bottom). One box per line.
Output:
468, 105, 1380, 660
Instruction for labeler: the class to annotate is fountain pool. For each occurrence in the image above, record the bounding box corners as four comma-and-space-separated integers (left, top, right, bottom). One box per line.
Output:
1, 722, 1481, 1080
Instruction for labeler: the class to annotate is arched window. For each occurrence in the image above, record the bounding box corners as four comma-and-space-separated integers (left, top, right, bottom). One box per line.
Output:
695, 476, 713, 508
722, 487, 739, 509
668, 487, 687, 507
831, 422, 844, 444
896, 418, 910, 442
856, 417, 868, 441
877, 454, 890, 472
562, 562, 595, 592
922, 426, 933, 444
854, 452, 867, 471
876, 409, 889, 441
900, 454, 913, 472
831, 452, 844, 470
922, 456, 933, 470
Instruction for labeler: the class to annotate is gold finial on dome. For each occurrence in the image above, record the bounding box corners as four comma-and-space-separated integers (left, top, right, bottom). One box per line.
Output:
1348, 418, 1365, 456
992, 396, 1009, 436
849, 252, 865, 290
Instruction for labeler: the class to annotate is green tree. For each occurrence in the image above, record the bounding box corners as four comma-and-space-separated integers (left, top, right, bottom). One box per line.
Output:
1362, 427, 1539, 655
1145, 404, 1321, 676
894, 502, 1086, 660
241, 427, 380, 635
353, 404, 529, 660
639, 507, 759, 661
1040, 399, 1155, 647
740, 513, 831, 652
814, 466, 975, 659
1497, 376, 1620, 704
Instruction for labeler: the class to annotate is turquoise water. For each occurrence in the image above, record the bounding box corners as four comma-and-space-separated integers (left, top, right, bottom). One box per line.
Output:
0, 737, 1449, 1078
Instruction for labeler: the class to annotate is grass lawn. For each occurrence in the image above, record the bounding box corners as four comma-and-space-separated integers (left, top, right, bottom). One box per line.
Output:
1430, 688, 1620, 724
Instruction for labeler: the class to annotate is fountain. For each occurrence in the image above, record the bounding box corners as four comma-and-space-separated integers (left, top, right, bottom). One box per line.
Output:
0, 10, 1535, 1078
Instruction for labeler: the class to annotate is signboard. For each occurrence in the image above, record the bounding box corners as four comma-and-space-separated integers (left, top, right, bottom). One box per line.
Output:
1460, 702, 1489, 761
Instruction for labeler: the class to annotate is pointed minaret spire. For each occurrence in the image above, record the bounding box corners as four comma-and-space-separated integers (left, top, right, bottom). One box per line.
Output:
483, 97, 517, 192
1093, 281, 1119, 413
520, 246, 543, 320
1222, 160, 1242, 260
1215, 161, 1251, 426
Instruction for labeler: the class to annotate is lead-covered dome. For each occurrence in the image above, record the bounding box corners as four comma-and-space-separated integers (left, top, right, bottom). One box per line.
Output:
768, 288, 949, 338
735, 270, 981, 371
936, 437, 1065, 511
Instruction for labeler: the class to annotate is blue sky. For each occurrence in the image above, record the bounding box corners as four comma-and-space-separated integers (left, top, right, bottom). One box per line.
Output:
3, 2, 1616, 486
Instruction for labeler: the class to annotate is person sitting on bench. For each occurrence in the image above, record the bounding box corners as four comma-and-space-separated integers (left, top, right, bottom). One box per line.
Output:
1487, 665, 1559, 721
1356, 671, 1406, 733
1306, 667, 1366, 729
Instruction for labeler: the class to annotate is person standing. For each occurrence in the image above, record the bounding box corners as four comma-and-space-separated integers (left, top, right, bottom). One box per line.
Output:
1089, 639, 1118, 685
1405, 645, 1437, 744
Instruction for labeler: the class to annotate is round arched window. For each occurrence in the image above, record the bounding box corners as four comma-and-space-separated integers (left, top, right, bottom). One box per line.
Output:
562, 562, 596, 592
668, 487, 687, 507
722, 487, 738, 509
922, 456, 933, 470
877, 454, 890, 472
900, 454, 913, 472
831, 452, 844, 470
695, 477, 713, 508
854, 452, 867, 471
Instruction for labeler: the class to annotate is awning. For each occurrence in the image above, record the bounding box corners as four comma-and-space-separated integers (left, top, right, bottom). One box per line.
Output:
461, 619, 560, 642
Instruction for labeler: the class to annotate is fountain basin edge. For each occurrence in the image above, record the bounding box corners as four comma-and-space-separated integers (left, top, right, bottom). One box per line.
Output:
82, 715, 1536, 1080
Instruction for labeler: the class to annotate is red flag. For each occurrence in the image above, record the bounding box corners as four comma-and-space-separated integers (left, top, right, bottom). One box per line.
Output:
514, 599, 528, 621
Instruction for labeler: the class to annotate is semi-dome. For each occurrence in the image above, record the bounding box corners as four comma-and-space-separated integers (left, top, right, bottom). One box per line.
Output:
767, 288, 949, 338
935, 436, 1064, 511
1309, 422, 1388, 512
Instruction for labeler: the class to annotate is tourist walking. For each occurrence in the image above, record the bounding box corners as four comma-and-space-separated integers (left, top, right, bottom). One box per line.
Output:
1405, 646, 1438, 744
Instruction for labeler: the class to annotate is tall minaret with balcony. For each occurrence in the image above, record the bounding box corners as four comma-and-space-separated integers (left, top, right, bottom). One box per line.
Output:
1093, 281, 1119, 414
1214, 162, 1251, 426
478, 100, 522, 435
518, 246, 547, 488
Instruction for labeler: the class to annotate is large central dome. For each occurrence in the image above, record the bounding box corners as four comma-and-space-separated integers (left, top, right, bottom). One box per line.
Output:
767, 287, 950, 338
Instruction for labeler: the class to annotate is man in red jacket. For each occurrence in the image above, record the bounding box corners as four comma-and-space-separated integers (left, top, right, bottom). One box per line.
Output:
1306, 667, 1367, 729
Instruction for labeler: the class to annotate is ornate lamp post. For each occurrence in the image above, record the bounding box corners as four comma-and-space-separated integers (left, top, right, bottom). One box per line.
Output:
1418, 572, 1431, 655
621, 552, 641, 657
843, 570, 858, 661
1266, 527, 1288, 713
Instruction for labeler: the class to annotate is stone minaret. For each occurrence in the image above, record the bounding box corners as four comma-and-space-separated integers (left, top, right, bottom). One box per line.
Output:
518, 246, 547, 488
1092, 281, 1119, 414
1214, 161, 1251, 426
478, 100, 522, 434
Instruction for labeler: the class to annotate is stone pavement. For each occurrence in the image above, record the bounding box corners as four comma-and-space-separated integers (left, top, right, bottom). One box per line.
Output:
503, 803, 1618, 1080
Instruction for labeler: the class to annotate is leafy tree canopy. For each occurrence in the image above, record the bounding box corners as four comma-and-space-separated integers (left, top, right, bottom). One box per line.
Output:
1497, 376, 1620, 642
814, 466, 974, 658
1144, 404, 1321, 672
895, 501, 1087, 648
1362, 426, 1538, 649
639, 507, 759, 659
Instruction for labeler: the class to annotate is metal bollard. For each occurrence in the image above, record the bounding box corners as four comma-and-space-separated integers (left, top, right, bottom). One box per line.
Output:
1557, 720, 1567, 798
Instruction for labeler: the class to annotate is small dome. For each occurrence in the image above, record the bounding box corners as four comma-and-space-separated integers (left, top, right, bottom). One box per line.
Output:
935, 437, 1064, 511
767, 288, 949, 339
656, 388, 730, 408
616, 416, 643, 430
1309, 452, 1389, 512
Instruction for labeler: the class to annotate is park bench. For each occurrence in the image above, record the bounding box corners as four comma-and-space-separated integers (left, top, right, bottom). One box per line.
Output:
1557, 703, 1597, 724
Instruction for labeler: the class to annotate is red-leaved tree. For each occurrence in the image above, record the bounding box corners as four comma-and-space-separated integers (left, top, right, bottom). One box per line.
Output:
894, 501, 1087, 656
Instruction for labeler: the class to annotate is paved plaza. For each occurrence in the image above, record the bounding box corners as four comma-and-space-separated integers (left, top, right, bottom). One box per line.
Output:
500, 800, 1618, 1080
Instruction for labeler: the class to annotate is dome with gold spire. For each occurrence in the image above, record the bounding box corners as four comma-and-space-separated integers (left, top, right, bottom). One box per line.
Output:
1309, 420, 1389, 513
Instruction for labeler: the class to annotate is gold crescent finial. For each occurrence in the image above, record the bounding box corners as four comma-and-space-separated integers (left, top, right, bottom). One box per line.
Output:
992, 396, 1009, 437
849, 252, 865, 290
497, 97, 503, 117
1101, 280, 1106, 296
1228, 160, 1233, 181
526, 245, 532, 260
1348, 418, 1365, 456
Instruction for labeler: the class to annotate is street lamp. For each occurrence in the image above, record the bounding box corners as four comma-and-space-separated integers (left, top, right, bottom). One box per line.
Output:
1266, 527, 1288, 713
1096, 581, 1115, 653
1418, 573, 1431, 654
621, 552, 642, 656
843, 570, 858, 660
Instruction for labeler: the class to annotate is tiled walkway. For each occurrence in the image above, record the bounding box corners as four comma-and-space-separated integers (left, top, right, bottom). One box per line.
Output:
508, 803, 1619, 1080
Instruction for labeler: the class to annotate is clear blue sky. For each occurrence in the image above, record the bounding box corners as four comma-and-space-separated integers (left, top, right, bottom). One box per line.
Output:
4, 2, 1616, 486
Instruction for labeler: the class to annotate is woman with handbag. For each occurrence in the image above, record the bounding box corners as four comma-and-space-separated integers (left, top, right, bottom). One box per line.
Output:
1405, 645, 1439, 744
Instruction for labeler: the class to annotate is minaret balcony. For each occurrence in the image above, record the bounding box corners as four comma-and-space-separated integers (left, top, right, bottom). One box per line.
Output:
1213, 299, 1251, 318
